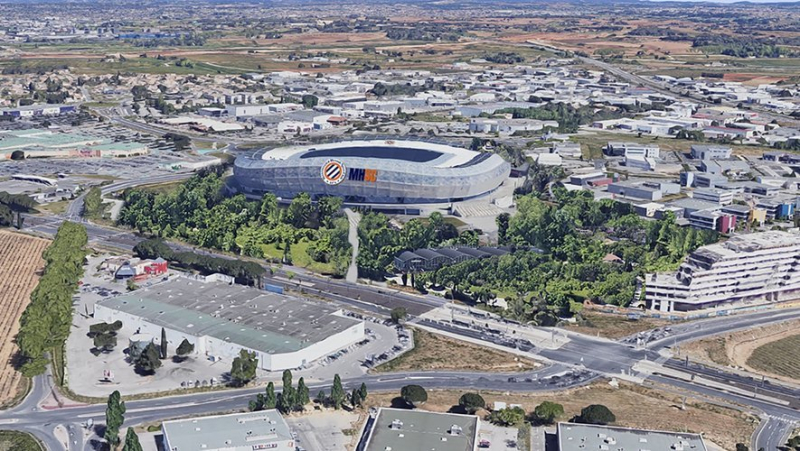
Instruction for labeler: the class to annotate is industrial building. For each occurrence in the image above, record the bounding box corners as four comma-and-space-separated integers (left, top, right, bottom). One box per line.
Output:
362, 408, 479, 451
646, 230, 800, 312
556, 423, 707, 451
605, 142, 660, 159
94, 276, 364, 371
690, 144, 732, 160
162, 410, 294, 451
233, 139, 510, 204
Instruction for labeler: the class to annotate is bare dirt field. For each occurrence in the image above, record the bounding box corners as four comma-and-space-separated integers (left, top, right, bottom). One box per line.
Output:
565, 310, 675, 340
0, 231, 50, 408
365, 381, 756, 450
681, 319, 800, 384
373, 327, 538, 373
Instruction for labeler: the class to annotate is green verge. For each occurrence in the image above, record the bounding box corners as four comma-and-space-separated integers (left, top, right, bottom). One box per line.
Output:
0, 430, 44, 451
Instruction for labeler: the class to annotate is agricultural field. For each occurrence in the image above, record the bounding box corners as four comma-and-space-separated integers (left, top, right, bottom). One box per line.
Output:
681, 319, 800, 384
0, 231, 50, 408
746, 333, 800, 381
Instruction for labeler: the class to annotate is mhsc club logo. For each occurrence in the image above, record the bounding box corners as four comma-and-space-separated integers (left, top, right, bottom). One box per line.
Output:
321, 159, 346, 185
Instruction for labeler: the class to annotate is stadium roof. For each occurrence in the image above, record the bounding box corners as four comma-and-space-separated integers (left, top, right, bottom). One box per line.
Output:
163, 410, 292, 451
557, 423, 707, 451
365, 408, 478, 451
255, 139, 482, 168
96, 276, 361, 354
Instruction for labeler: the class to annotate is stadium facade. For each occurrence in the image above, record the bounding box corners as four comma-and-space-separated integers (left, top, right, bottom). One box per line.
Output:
233, 139, 511, 204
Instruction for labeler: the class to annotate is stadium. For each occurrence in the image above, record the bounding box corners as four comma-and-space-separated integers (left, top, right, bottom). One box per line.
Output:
232, 139, 511, 204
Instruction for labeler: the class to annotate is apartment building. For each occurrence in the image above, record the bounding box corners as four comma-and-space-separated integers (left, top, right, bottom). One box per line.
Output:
646, 230, 800, 312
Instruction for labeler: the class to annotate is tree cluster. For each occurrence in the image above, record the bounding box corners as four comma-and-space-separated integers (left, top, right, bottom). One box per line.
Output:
120, 171, 351, 277
17, 222, 87, 376
89, 321, 122, 355
134, 237, 265, 285
414, 190, 718, 320
357, 211, 479, 280
0, 191, 37, 227
492, 103, 624, 133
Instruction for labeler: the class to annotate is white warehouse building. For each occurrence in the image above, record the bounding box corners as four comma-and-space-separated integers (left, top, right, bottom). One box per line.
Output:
94, 276, 364, 371
646, 230, 800, 312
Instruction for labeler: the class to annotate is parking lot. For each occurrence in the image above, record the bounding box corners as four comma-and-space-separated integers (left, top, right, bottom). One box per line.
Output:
478, 422, 521, 450
287, 411, 360, 451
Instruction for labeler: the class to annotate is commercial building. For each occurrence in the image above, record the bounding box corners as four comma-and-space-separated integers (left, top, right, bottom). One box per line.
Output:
606, 142, 660, 159
94, 276, 364, 371
233, 139, 510, 204
362, 408, 479, 451
687, 209, 736, 233
556, 423, 707, 451
690, 144, 732, 160
0, 103, 76, 117
162, 410, 294, 451
608, 181, 677, 201
646, 230, 800, 311
0, 129, 148, 160
692, 188, 734, 206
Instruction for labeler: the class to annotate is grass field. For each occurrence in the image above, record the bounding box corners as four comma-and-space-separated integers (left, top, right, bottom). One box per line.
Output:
364, 381, 756, 450
746, 333, 800, 380
374, 327, 538, 373
0, 231, 50, 408
0, 430, 44, 451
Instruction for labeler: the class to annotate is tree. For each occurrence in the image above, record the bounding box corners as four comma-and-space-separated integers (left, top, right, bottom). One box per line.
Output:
134, 342, 162, 375
175, 339, 194, 360
279, 369, 296, 413
122, 427, 143, 451
532, 401, 564, 425
458, 393, 486, 414
265, 382, 277, 409
350, 388, 361, 408
496, 213, 510, 244
489, 406, 526, 426
297, 377, 310, 410
400, 384, 427, 408
735, 444, 749, 451
286, 192, 313, 228
316, 390, 327, 406
390, 307, 407, 324
301, 94, 319, 109
576, 404, 615, 425
317, 196, 343, 228
105, 390, 126, 448
230, 350, 258, 386
160, 327, 167, 359
359, 383, 368, 404
330, 374, 345, 409
93, 333, 117, 353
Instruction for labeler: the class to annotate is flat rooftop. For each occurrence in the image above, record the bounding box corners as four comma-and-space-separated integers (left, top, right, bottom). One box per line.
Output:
96, 276, 361, 354
365, 408, 478, 451
557, 423, 707, 451
163, 410, 291, 450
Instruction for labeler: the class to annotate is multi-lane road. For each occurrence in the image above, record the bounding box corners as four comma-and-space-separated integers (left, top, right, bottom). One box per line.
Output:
14, 203, 800, 450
